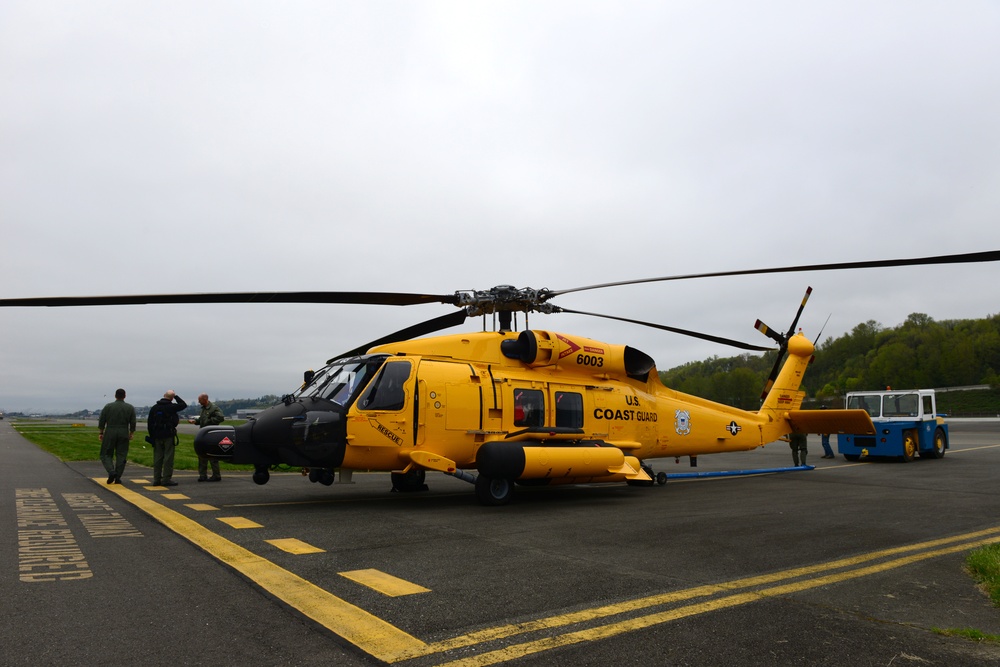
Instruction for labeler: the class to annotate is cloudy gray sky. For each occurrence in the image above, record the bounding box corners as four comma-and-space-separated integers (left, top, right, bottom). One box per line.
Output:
2, 1, 999, 414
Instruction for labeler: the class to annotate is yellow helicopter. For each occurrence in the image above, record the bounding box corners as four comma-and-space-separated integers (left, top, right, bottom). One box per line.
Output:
3, 250, 998, 505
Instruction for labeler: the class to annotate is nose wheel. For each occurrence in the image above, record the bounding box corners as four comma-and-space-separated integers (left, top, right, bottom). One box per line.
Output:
253, 466, 270, 485
308, 468, 335, 486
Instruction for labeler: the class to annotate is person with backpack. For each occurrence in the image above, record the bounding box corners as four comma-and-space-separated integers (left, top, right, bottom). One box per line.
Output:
147, 390, 187, 486
190, 393, 226, 481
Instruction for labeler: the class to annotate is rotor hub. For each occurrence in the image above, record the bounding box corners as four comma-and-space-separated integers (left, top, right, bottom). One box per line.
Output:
454, 285, 556, 317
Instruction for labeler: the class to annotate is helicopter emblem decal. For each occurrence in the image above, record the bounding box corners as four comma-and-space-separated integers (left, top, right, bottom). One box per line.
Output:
726, 421, 742, 436
556, 334, 581, 359
675, 410, 691, 436
218, 436, 235, 453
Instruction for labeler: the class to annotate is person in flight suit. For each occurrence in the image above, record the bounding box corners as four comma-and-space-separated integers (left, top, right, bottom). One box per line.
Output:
788, 431, 808, 467
190, 393, 225, 481
98, 388, 137, 484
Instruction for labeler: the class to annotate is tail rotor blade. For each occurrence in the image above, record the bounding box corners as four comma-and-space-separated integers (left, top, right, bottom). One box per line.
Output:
754, 319, 784, 345
784, 286, 813, 338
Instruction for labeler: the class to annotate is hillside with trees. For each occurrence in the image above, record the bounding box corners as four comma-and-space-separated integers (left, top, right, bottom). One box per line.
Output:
658, 313, 1000, 415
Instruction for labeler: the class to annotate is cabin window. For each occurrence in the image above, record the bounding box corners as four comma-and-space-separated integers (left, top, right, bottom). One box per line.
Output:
513, 389, 544, 427
555, 392, 583, 428
358, 361, 411, 412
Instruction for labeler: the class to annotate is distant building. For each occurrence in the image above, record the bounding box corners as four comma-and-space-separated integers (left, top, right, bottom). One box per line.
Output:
236, 409, 262, 420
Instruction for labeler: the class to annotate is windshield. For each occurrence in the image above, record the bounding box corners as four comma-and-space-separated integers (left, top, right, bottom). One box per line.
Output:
882, 393, 919, 417
297, 360, 376, 405
847, 395, 882, 417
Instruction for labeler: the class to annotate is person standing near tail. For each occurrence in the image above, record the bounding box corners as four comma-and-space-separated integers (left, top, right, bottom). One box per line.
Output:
98, 388, 136, 484
190, 393, 225, 481
788, 431, 808, 467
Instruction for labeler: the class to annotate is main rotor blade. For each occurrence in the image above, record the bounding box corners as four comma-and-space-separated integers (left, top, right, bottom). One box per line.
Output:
545, 249, 1000, 298
0, 291, 460, 308
328, 308, 471, 361
555, 307, 774, 352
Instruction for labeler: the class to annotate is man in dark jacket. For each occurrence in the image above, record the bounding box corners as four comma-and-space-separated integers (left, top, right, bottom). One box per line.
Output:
190, 393, 225, 481
148, 390, 187, 486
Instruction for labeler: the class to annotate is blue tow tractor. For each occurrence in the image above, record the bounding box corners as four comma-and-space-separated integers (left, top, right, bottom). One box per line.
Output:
837, 389, 948, 462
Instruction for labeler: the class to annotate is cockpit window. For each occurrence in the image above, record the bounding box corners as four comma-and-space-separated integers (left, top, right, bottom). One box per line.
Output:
297, 360, 374, 405
358, 361, 411, 412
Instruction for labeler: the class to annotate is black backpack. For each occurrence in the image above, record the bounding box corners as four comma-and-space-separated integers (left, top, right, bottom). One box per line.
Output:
147, 403, 178, 438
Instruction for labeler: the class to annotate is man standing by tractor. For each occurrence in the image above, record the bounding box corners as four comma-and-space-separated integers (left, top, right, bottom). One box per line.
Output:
190, 393, 225, 481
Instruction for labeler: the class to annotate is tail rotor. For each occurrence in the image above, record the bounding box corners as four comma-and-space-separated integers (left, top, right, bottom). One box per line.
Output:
755, 287, 813, 400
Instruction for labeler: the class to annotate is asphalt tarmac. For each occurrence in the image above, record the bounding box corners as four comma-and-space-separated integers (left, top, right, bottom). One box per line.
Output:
3, 419, 1000, 666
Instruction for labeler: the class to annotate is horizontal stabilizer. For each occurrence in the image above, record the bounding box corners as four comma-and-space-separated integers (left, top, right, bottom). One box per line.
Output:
408, 450, 458, 473
609, 456, 652, 481
786, 409, 875, 435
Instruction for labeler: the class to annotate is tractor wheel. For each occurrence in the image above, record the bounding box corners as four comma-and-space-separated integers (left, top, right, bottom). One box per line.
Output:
901, 432, 917, 462
921, 427, 947, 459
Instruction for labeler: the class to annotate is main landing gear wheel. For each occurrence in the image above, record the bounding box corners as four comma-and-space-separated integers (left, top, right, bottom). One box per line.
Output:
391, 468, 428, 493
656, 471, 668, 485
475, 474, 513, 506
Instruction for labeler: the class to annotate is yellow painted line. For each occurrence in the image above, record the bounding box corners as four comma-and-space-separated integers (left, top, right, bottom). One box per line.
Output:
421, 530, 1000, 667
266, 538, 326, 555
94, 479, 425, 662
952, 443, 1000, 452
144, 485, 167, 490
340, 569, 431, 597
185, 503, 218, 511
398, 523, 1000, 657
217, 517, 263, 529
93, 475, 1000, 666
163, 493, 190, 500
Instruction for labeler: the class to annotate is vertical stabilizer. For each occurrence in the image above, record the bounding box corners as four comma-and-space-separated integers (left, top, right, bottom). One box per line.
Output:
758, 333, 814, 441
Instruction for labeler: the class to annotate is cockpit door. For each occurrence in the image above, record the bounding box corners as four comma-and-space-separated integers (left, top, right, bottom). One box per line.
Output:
349, 358, 418, 454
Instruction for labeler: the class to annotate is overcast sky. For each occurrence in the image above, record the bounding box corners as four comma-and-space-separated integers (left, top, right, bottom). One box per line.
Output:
2, 1, 999, 414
